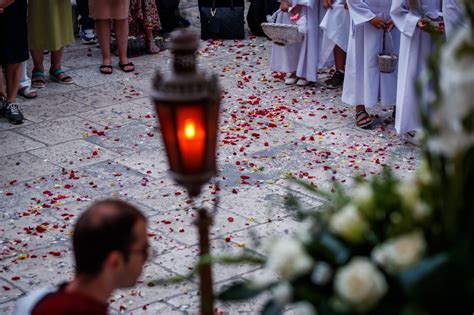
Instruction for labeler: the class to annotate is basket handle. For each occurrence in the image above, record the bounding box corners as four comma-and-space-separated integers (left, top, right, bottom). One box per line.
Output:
381, 29, 395, 54
270, 9, 281, 23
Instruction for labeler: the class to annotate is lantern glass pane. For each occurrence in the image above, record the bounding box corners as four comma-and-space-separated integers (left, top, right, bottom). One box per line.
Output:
176, 106, 206, 173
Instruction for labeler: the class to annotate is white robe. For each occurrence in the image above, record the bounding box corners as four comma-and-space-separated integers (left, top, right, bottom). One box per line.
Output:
271, 0, 325, 82
319, 0, 351, 67
443, 0, 469, 38
391, 0, 442, 134
342, 0, 400, 108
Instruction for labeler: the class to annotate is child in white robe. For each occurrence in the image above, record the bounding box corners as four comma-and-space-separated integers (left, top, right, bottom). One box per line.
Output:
271, 0, 325, 86
391, 0, 443, 135
342, 0, 401, 129
319, 0, 350, 89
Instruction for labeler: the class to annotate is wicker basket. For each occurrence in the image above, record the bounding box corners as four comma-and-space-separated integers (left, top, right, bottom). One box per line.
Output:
261, 10, 304, 46
378, 30, 398, 73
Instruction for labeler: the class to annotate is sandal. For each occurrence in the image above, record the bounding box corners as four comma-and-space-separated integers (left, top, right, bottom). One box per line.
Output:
356, 109, 373, 129
18, 86, 38, 99
50, 69, 74, 85
100, 64, 113, 74
31, 71, 45, 89
118, 62, 135, 73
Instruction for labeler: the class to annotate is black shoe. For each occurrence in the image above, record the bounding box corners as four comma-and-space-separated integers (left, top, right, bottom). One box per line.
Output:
4, 102, 24, 124
178, 16, 191, 28
0, 96, 7, 116
324, 70, 344, 89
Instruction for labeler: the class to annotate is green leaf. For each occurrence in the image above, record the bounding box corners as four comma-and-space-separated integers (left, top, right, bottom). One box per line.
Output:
261, 300, 284, 315
218, 281, 269, 301
398, 253, 449, 293
316, 231, 351, 265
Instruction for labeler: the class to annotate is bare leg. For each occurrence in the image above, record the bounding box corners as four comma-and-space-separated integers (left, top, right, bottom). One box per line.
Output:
113, 18, 134, 71
145, 28, 159, 54
96, 19, 113, 71
6, 63, 22, 103
0, 66, 5, 98
50, 48, 64, 71
334, 45, 346, 72
30, 49, 45, 72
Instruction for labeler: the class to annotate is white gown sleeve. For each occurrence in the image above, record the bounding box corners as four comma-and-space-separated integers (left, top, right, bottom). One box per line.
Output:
390, 0, 421, 37
347, 0, 376, 26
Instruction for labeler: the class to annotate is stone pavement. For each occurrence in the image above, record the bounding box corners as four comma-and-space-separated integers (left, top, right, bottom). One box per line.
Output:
0, 2, 420, 314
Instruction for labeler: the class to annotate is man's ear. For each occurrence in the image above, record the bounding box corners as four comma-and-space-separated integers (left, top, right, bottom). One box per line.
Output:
103, 251, 125, 271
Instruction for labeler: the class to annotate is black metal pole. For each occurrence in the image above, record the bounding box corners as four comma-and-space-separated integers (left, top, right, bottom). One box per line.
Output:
197, 207, 214, 315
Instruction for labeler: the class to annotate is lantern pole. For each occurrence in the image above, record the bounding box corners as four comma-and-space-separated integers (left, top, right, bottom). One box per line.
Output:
196, 207, 214, 315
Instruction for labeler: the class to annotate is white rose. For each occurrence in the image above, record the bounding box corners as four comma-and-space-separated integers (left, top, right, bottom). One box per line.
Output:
352, 183, 374, 210
266, 237, 313, 279
272, 281, 293, 305
416, 160, 432, 185
371, 231, 426, 274
412, 201, 431, 221
296, 218, 316, 244
311, 262, 332, 285
329, 204, 368, 243
396, 178, 419, 208
288, 301, 317, 315
334, 257, 387, 312
251, 269, 279, 289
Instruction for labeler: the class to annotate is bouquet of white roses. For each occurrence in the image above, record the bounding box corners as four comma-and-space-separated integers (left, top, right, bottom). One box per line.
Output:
218, 2, 474, 314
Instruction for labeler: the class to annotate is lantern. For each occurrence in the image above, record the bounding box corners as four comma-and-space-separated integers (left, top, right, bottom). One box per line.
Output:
151, 29, 220, 315
152, 29, 220, 197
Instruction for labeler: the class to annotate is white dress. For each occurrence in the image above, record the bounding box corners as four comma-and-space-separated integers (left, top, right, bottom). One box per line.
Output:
342, 0, 400, 108
271, 0, 325, 82
391, 0, 442, 134
443, 0, 469, 38
319, 0, 350, 67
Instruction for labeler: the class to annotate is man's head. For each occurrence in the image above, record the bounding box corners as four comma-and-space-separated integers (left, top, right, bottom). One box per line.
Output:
72, 199, 148, 288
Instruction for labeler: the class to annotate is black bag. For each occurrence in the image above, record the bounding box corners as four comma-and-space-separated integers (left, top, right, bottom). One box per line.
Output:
198, 0, 245, 40
247, 0, 280, 37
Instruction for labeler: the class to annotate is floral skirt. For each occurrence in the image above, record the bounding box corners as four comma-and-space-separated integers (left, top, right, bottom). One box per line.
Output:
129, 0, 162, 37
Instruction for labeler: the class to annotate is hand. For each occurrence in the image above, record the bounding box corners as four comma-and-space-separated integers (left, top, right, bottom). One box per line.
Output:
291, 4, 302, 16
370, 16, 386, 29
386, 19, 395, 32
437, 21, 445, 34
323, 0, 333, 9
280, 0, 290, 12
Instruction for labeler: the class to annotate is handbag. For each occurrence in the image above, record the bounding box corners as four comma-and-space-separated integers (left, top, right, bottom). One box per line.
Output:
198, 0, 245, 40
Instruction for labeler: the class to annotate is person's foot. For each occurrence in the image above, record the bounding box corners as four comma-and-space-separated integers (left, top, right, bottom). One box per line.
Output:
178, 16, 191, 28
323, 70, 344, 89
285, 73, 298, 85
18, 86, 38, 99
296, 78, 309, 86
81, 28, 97, 45
146, 40, 160, 54
2, 102, 24, 124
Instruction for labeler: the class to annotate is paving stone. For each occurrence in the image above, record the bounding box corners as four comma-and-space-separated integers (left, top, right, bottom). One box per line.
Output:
0, 131, 45, 157
86, 123, 162, 155
0, 153, 60, 186
19, 94, 92, 123
0, 278, 24, 303
0, 301, 16, 314
15, 115, 103, 145
77, 101, 156, 127
30, 139, 119, 168
115, 149, 168, 179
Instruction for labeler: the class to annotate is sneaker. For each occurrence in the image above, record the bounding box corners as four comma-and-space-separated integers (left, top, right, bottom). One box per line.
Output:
323, 70, 344, 89
81, 29, 97, 45
4, 102, 24, 124
285, 77, 298, 85
296, 78, 309, 86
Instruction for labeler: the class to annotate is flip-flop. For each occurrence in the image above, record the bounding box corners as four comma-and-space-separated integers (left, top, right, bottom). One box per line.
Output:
118, 62, 135, 73
50, 69, 74, 85
31, 71, 45, 89
18, 86, 38, 99
100, 64, 113, 74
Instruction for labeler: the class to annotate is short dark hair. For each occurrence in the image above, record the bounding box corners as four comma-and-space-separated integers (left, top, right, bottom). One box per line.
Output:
72, 199, 146, 275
